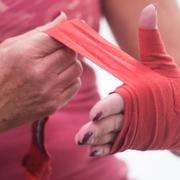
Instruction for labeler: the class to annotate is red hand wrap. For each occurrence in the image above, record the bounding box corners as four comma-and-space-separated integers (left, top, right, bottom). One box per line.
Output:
112, 29, 180, 152
45, 20, 180, 153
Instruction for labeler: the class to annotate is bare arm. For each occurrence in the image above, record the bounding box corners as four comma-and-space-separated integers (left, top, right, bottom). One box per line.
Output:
102, 0, 180, 66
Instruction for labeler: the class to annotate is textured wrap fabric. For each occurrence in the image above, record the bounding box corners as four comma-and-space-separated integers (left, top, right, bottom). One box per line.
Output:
0, 1, 128, 180
112, 29, 180, 152
45, 20, 180, 153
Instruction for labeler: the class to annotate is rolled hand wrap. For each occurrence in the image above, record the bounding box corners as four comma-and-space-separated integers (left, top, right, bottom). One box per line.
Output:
45, 19, 180, 153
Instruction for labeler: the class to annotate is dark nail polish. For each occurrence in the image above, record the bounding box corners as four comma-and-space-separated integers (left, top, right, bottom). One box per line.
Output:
93, 112, 103, 122
77, 141, 83, 145
89, 150, 98, 157
81, 132, 93, 144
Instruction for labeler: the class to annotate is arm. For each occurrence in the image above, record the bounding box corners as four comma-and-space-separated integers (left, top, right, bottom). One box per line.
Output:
102, 0, 180, 66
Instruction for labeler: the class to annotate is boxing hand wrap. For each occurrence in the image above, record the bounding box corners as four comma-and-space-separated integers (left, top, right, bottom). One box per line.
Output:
45, 19, 180, 153
111, 29, 180, 152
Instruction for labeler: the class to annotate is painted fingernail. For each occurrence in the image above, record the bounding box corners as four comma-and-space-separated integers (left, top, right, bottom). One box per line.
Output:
79, 132, 93, 145
93, 112, 103, 122
77, 141, 83, 145
89, 150, 100, 157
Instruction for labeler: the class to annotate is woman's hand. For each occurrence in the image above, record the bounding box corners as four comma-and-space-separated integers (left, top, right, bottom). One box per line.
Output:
75, 93, 124, 156
75, 4, 176, 156
0, 13, 82, 132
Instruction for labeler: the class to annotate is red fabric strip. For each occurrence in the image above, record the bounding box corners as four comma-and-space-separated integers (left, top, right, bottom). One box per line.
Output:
46, 19, 155, 86
45, 19, 180, 152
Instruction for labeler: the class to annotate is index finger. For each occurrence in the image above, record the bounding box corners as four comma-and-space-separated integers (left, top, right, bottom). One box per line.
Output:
32, 12, 67, 54
90, 93, 124, 121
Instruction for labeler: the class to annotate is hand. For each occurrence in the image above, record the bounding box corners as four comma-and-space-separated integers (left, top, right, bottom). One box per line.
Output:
75, 4, 176, 156
75, 93, 124, 157
0, 13, 82, 132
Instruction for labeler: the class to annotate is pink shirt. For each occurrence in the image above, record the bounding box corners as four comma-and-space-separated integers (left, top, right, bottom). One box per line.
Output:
0, 1, 128, 179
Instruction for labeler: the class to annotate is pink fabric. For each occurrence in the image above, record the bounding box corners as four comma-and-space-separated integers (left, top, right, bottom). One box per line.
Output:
0, 1, 128, 180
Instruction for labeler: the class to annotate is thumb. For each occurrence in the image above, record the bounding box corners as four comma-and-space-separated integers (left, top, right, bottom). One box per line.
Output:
31, 12, 68, 53
37, 11, 67, 31
138, 4, 177, 73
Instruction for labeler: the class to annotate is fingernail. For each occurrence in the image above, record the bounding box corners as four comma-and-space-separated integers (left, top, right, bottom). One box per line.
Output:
80, 132, 93, 145
89, 150, 100, 157
56, 11, 67, 21
152, 3, 157, 11
77, 141, 83, 145
93, 112, 103, 122
60, 11, 67, 19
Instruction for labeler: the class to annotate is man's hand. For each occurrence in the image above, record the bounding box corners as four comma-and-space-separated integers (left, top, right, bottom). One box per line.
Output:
0, 13, 82, 132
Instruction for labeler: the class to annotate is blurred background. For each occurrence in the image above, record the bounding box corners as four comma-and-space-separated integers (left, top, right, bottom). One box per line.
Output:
85, 0, 180, 179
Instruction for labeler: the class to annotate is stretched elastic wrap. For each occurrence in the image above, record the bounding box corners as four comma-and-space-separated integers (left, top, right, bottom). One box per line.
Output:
46, 19, 180, 152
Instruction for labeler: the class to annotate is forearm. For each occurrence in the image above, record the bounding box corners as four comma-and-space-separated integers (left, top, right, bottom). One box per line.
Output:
102, 0, 180, 66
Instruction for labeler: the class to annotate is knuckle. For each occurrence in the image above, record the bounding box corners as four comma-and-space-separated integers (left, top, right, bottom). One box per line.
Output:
55, 49, 67, 59
31, 65, 46, 82
99, 125, 106, 135
93, 136, 101, 144
57, 48, 76, 61
92, 126, 101, 139
72, 60, 83, 77
64, 47, 76, 58
3, 37, 13, 45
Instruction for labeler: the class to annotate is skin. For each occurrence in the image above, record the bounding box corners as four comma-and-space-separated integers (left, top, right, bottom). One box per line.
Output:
0, 14, 82, 132
75, 3, 180, 156
102, 0, 180, 65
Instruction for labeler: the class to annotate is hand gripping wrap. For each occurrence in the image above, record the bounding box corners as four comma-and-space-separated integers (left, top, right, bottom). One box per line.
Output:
46, 19, 180, 152
24, 19, 180, 179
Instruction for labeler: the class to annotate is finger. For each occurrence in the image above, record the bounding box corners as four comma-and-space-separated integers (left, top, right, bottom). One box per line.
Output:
89, 132, 117, 146
56, 78, 81, 109
58, 60, 83, 88
32, 12, 68, 54
75, 114, 123, 145
139, 4, 166, 59
139, 4, 158, 30
138, 4, 176, 71
89, 144, 111, 157
89, 93, 124, 122
37, 11, 67, 31
18, 12, 67, 40
41, 47, 77, 74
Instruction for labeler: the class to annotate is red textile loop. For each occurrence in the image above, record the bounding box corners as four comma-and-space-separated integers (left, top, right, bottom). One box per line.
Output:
22, 118, 51, 180
45, 19, 180, 153
23, 145, 51, 180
